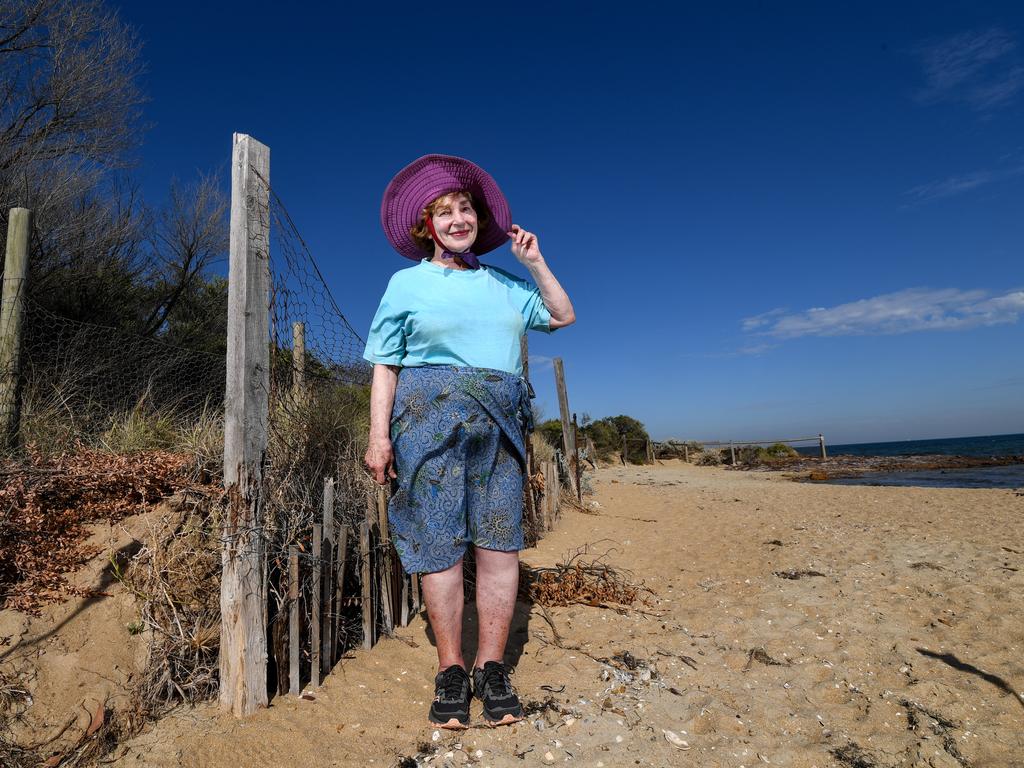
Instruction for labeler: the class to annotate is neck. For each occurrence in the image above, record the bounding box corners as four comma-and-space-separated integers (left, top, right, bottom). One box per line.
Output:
431, 245, 477, 270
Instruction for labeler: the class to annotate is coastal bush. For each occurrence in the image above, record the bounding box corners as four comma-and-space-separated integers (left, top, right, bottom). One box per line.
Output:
655, 441, 700, 460
761, 442, 799, 459
582, 419, 620, 462
536, 414, 653, 465
537, 419, 563, 450
737, 445, 762, 465
603, 415, 650, 465
695, 450, 721, 466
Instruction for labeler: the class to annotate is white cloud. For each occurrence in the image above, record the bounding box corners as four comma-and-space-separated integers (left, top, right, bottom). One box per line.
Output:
527, 354, 554, 370
916, 27, 1024, 111
736, 343, 776, 356
744, 287, 1024, 339
905, 163, 1024, 203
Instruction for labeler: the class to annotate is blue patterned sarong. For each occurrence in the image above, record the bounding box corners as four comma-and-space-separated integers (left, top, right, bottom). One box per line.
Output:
388, 365, 534, 574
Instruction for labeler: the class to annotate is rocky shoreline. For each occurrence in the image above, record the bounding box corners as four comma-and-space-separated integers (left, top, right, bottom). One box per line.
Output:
728, 452, 1024, 481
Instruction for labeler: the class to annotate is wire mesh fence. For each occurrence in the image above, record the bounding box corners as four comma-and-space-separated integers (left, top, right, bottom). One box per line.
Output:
250, 166, 383, 693
18, 296, 226, 450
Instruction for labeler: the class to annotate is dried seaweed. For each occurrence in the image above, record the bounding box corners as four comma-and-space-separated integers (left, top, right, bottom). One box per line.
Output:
744, 646, 787, 669
523, 544, 654, 609
773, 569, 825, 580
830, 742, 881, 768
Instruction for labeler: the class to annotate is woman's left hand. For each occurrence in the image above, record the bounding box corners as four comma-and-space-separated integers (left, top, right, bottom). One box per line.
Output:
509, 224, 543, 266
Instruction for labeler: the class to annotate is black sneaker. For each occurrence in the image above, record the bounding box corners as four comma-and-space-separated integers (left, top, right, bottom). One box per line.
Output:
472, 661, 523, 726
428, 664, 471, 729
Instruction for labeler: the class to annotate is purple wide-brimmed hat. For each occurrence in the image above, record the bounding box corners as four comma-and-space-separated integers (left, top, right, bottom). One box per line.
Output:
380, 154, 512, 261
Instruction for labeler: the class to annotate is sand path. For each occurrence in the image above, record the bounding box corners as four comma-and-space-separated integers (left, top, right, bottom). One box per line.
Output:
109, 461, 1024, 768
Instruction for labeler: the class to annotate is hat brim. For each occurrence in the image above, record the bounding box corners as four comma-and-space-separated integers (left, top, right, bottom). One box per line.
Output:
381, 154, 511, 261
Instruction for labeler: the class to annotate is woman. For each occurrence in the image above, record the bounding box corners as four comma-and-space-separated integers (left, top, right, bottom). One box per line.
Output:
363, 154, 575, 728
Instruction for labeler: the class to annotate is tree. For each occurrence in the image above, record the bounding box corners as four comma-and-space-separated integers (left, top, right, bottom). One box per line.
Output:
582, 414, 651, 464
0, 1, 230, 347
0, 0, 148, 322
141, 174, 229, 340
537, 418, 562, 449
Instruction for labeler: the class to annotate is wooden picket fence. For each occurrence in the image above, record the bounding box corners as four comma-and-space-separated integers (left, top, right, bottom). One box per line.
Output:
279, 460, 564, 696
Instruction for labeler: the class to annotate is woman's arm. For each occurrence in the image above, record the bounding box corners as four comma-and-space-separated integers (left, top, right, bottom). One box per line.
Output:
365, 363, 400, 484
509, 224, 575, 329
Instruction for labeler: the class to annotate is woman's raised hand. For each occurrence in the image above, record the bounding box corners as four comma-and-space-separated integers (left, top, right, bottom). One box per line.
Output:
509, 224, 543, 266
365, 436, 397, 485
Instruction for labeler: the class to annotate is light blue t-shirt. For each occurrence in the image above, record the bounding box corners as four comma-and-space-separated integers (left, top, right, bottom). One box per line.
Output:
363, 259, 554, 376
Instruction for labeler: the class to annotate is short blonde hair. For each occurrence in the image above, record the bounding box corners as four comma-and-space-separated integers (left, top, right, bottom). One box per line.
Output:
409, 190, 490, 255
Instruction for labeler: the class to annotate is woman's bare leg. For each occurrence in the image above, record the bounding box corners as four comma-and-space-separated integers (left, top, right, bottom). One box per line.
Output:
421, 558, 466, 670
472, 547, 519, 668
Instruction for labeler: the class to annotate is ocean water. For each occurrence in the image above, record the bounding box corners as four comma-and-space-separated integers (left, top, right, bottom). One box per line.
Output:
795, 433, 1024, 458
826, 464, 1024, 489
793, 432, 1024, 489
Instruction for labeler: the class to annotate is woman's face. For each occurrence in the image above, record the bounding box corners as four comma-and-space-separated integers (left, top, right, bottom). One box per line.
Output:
430, 193, 478, 253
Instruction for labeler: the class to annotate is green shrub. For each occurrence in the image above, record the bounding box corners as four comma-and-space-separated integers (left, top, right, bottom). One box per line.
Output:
761, 442, 799, 459
537, 419, 563, 451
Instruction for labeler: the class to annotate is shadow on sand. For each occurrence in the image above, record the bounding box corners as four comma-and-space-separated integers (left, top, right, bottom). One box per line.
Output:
917, 647, 1024, 711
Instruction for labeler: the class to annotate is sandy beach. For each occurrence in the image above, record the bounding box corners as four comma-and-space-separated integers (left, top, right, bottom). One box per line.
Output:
6, 459, 1024, 767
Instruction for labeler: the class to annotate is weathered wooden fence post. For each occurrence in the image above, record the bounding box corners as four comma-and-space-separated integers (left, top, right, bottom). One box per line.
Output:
546, 460, 558, 529
288, 545, 299, 696
553, 357, 577, 496
322, 477, 335, 675
376, 484, 395, 636
360, 518, 373, 650
310, 523, 322, 689
520, 335, 540, 537
573, 412, 582, 502
411, 572, 422, 616
819, 433, 827, 460
0, 208, 31, 451
221, 133, 271, 716
292, 321, 305, 396
334, 525, 348, 663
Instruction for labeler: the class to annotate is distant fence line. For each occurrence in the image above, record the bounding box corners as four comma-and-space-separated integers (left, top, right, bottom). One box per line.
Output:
653, 434, 828, 463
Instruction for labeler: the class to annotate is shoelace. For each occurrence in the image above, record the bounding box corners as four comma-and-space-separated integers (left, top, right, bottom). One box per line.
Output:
436, 667, 467, 702
479, 665, 513, 699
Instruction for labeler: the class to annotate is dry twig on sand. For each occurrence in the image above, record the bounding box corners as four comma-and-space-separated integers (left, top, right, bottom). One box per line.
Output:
557, 490, 599, 516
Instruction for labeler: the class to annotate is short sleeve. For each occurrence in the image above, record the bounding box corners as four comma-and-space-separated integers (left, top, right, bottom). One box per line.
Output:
363, 282, 408, 366
487, 266, 556, 334
520, 284, 554, 333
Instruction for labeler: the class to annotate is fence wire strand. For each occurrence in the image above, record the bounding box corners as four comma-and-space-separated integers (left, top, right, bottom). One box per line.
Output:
18, 295, 226, 447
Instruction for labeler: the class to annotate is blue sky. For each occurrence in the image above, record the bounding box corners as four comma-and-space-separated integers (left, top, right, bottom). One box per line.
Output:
113, 1, 1023, 444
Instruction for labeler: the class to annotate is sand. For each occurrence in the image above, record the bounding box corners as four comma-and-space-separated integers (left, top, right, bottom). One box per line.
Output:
6, 460, 1024, 767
